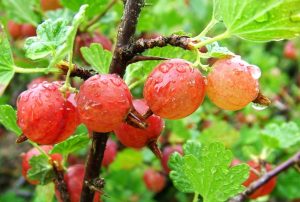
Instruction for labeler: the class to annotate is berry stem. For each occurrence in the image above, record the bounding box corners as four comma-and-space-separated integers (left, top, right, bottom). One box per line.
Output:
230, 151, 300, 202
193, 31, 231, 49
14, 66, 60, 74
193, 18, 219, 40
193, 192, 199, 202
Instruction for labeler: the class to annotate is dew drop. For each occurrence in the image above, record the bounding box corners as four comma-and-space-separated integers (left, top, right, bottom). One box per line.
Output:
252, 102, 268, 111
155, 77, 163, 84
101, 79, 108, 84
247, 65, 261, 80
176, 65, 186, 73
159, 64, 172, 73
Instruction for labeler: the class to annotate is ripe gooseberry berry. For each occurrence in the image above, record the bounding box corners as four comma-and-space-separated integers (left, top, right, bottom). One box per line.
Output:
41, 0, 61, 11
161, 145, 183, 174
21, 24, 36, 37
143, 59, 206, 119
114, 99, 164, 149
284, 41, 297, 60
55, 164, 101, 202
75, 32, 113, 54
22, 146, 62, 184
76, 74, 132, 132
17, 82, 79, 144
206, 56, 261, 110
102, 139, 118, 167
7, 21, 22, 39
143, 168, 166, 193
243, 160, 277, 199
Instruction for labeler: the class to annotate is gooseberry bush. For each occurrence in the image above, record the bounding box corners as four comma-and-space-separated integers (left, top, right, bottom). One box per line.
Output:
0, 0, 300, 202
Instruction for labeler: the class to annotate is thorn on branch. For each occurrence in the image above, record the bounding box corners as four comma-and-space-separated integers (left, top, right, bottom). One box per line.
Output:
85, 177, 105, 193
127, 55, 169, 65
16, 134, 28, 144
252, 91, 271, 107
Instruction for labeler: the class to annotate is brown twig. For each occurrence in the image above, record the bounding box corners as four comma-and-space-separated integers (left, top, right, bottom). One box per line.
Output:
56, 61, 96, 80
80, 133, 109, 202
52, 162, 70, 202
229, 151, 300, 202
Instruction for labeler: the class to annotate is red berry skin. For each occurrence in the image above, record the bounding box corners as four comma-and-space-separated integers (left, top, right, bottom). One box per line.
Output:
143, 59, 206, 119
22, 146, 62, 184
102, 139, 117, 167
41, 0, 61, 11
76, 32, 113, 54
114, 99, 164, 148
21, 24, 36, 37
143, 168, 166, 193
206, 56, 260, 110
7, 21, 22, 39
161, 145, 183, 174
17, 82, 79, 145
243, 161, 277, 199
27, 77, 50, 89
284, 41, 297, 60
76, 74, 132, 132
56, 165, 100, 202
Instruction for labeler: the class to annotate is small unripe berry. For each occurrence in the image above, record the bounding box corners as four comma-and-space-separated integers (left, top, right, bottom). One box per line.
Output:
143, 59, 206, 119
56, 164, 100, 202
206, 56, 261, 110
76, 74, 132, 132
161, 145, 183, 173
17, 82, 79, 144
143, 168, 166, 193
7, 21, 22, 39
22, 146, 62, 184
243, 160, 277, 199
102, 139, 118, 167
114, 99, 164, 148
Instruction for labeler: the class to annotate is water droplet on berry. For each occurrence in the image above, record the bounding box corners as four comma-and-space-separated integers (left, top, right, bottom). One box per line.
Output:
110, 78, 122, 87
155, 77, 163, 84
176, 65, 186, 73
226, 60, 232, 65
159, 64, 172, 73
247, 65, 261, 80
252, 102, 268, 111
101, 79, 108, 84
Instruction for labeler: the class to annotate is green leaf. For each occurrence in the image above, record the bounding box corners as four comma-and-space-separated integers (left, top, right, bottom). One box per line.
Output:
60, 0, 109, 19
0, 105, 22, 135
110, 148, 143, 171
33, 184, 55, 202
0, 24, 15, 96
50, 133, 90, 156
24, 19, 69, 60
27, 155, 54, 185
215, 0, 300, 41
261, 122, 300, 149
206, 41, 234, 58
169, 141, 249, 202
199, 121, 240, 148
275, 168, 300, 199
48, 5, 88, 68
80, 43, 112, 74
45, 9, 75, 24
2, 0, 41, 26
